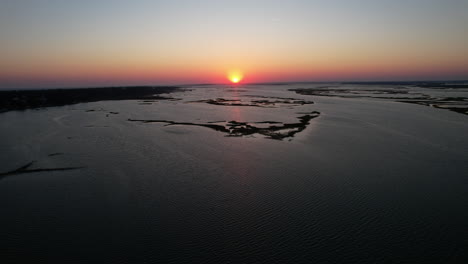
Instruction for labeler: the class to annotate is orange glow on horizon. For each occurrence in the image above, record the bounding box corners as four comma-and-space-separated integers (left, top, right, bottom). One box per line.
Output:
227, 70, 244, 84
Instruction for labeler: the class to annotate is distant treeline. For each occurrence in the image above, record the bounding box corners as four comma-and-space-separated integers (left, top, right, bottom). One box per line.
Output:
0, 86, 180, 112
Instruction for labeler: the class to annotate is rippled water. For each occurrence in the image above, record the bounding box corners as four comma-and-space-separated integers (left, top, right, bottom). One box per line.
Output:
1, 84, 468, 263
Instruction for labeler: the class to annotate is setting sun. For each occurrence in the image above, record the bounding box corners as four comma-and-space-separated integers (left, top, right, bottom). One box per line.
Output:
228, 71, 244, 84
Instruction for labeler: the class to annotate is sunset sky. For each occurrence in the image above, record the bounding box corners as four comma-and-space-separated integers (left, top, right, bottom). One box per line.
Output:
1, 0, 467, 89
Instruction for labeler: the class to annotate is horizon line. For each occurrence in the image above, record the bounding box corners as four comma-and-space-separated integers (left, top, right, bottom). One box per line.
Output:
1, 79, 468, 91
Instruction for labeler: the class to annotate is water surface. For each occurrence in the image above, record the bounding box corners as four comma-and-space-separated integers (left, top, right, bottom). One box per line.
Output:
1, 84, 467, 263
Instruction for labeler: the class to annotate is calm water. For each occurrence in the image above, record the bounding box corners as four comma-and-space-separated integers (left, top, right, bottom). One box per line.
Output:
1, 84, 468, 263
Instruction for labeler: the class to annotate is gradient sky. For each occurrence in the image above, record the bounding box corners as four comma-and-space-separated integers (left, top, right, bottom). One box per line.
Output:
1, 0, 467, 88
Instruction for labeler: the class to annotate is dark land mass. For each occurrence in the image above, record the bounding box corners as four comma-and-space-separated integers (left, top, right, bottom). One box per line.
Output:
0, 86, 180, 113
290, 88, 412, 97
400, 99, 468, 115
191, 97, 314, 108
139, 96, 182, 102
226, 89, 248, 92
243, 94, 310, 100
0, 161, 83, 180
47, 152, 64, 157
291, 87, 468, 116
413, 83, 468, 89
247, 80, 467, 87
128, 111, 320, 140
342, 81, 468, 88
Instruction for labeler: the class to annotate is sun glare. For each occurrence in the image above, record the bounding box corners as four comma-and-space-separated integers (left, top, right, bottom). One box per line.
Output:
228, 71, 243, 84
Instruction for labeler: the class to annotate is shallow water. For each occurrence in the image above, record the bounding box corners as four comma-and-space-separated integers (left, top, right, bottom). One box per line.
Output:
1, 84, 468, 263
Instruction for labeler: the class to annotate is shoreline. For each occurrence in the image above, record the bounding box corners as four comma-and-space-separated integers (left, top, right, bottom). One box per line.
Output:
0, 86, 181, 113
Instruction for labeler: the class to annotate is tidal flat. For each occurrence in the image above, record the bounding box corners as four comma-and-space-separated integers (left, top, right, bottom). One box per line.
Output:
1, 83, 468, 263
